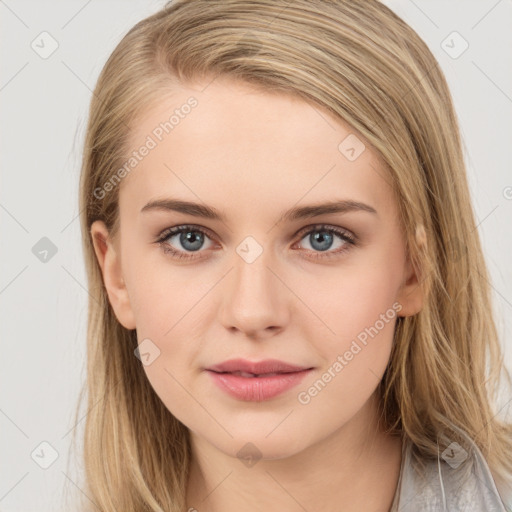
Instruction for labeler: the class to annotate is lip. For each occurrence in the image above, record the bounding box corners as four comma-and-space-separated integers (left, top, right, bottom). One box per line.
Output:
205, 358, 314, 401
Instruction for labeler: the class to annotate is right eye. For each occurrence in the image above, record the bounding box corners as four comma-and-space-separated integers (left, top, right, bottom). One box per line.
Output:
155, 224, 217, 260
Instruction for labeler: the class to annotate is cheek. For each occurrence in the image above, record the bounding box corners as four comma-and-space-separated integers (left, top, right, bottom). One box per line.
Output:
123, 241, 213, 336
329, 268, 400, 340
295, 248, 403, 406
123, 251, 217, 422
307, 244, 403, 346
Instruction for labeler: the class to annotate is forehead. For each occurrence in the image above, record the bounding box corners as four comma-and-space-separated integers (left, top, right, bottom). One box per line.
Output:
119, 77, 395, 222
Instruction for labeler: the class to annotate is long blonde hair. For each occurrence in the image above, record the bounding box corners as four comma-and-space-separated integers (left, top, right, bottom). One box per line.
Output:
73, 1, 512, 510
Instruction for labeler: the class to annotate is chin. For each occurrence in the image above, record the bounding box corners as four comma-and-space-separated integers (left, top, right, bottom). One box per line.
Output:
210, 428, 310, 463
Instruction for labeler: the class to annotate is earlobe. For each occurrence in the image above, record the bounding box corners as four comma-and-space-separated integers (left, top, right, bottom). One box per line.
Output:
90, 220, 136, 330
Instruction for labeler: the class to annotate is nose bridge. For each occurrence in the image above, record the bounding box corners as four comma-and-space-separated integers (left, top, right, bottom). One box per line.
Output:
219, 234, 288, 335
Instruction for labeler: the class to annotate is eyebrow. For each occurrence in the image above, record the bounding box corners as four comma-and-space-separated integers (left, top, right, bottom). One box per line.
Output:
141, 197, 377, 222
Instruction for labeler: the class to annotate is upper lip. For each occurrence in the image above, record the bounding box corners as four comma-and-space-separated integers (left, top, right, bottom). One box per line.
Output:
206, 358, 312, 375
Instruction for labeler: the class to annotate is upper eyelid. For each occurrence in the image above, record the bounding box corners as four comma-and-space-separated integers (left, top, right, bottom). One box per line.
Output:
157, 224, 217, 242
295, 223, 354, 238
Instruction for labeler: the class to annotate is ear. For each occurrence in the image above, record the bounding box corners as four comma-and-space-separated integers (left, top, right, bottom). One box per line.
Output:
396, 226, 425, 317
90, 220, 136, 330
395, 256, 424, 317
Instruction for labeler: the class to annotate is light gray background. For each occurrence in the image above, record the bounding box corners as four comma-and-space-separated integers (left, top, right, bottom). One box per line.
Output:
1, 1, 511, 510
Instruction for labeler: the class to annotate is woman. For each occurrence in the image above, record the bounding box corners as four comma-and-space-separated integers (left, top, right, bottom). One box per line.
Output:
75, 1, 512, 510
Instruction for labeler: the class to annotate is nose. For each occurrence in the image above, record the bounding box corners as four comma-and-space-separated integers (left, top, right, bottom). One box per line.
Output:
218, 243, 290, 339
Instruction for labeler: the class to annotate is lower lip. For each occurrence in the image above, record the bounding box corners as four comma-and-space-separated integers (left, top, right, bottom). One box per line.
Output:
206, 369, 312, 401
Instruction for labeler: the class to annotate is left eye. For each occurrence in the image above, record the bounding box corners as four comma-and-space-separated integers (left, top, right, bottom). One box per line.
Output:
155, 224, 356, 261
295, 225, 355, 256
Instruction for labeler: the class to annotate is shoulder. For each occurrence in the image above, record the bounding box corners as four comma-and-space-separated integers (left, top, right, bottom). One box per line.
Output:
391, 431, 511, 512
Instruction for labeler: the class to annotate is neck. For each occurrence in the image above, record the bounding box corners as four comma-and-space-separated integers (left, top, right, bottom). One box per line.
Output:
186, 393, 403, 512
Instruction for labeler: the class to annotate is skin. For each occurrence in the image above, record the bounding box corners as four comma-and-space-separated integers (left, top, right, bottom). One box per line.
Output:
91, 76, 423, 512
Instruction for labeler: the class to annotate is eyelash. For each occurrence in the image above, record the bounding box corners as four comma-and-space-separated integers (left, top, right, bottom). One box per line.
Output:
155, 223, 356, 261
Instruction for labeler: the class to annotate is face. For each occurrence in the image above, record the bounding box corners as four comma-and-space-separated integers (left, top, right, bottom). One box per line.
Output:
91, 76, 422, 460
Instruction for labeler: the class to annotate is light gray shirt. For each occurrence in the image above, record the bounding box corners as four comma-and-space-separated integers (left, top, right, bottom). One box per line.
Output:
390, 428, 512, 511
